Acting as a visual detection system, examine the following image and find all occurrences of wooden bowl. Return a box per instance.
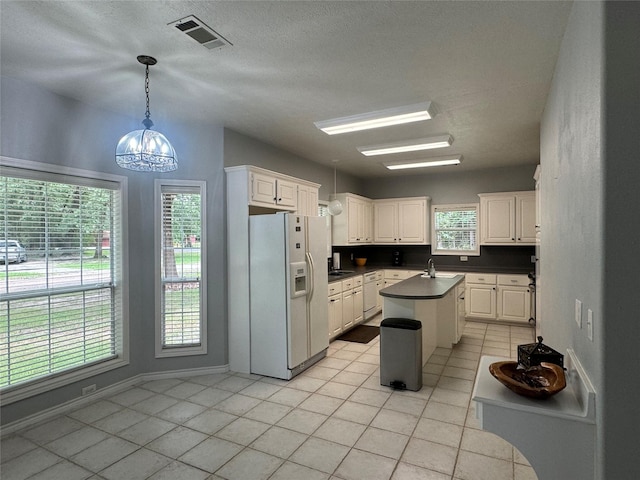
[489,360,566,399]
[354,258,367,266]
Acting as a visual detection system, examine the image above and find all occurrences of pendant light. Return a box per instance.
[327,160,343,216]
[115,55,177,172]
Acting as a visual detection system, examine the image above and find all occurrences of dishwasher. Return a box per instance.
[363,272,378,320]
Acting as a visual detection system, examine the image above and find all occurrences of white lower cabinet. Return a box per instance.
[328,281,343,339]
[328,293,343,338]
[342,288,354,331]
[353,284,364,324]
[375,270,384,312]
[465,274,497,320]
[329,275,364,340]
[497,275,531,324]
[465,273,531,324]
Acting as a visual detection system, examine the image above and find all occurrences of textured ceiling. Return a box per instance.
[0,1,572,178]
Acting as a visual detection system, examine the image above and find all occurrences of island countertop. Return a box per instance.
[380,273,464,300]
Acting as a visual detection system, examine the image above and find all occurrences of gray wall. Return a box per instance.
[540,1,640,478]
[0,76,227,425]
[223,129,537,207]
[601,1,640,477]
[223,129,363,200]
[361,165,537,203]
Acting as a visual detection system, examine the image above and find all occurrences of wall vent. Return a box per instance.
[168,15,232,50]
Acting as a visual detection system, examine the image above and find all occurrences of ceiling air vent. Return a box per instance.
[169,15,232,50]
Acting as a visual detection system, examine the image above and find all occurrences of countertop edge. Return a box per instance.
[328,265,533,283]
[379,274,464,300]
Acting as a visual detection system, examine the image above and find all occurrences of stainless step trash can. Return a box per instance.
[379,318,422,391]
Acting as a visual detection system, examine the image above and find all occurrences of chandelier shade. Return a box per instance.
[115,127,178,172]
[116,55,177,172]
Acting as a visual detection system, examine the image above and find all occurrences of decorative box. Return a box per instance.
[517,336,564,369]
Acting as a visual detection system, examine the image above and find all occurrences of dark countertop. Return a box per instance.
[379,273,464,300]
[327,264,532,283]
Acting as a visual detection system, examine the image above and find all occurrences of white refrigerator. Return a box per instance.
[249,212,329,379]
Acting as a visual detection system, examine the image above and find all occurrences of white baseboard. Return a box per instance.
[1,364,230,436]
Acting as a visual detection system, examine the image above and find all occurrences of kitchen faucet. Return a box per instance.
[427,258,436,277]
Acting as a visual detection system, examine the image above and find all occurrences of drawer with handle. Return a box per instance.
[465,273,497,285]
[497,274,530,287]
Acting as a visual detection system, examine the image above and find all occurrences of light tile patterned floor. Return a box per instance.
[1,319,539,480]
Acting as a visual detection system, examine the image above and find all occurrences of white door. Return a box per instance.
[306,216,330,357]
[353,286,364,324]
[497,286,531,323]
[342,289,354,330]
[482,196,515,243]
[251,172,276,205]
[516,193,537,243]
[398,199,425,243]
[277,179,297,208]
[374,202,398,243]
[466,284,497,319]
[328,294,343,338]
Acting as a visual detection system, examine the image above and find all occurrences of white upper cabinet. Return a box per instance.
[479,191,536,245]
[515,193,537,243]
[331,193,372,245]
[373,197,429,244]
[373,201,397,243]
[297,183,319,217]
[251,171,297,209]
[226,165,319,215]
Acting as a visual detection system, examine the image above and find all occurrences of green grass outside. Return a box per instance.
[1,287,200,388]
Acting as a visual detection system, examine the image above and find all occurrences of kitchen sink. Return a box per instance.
[328,270,355,276]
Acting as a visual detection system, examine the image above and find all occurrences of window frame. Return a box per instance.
[431,203,480,256]
[0,156,129,405]
[154,180,207,358]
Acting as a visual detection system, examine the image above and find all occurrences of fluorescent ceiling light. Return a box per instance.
[358,135,453,156]
[314,102,435,135]
[384,155,463,170]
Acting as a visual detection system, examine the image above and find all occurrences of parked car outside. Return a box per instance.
[0,240,27,263]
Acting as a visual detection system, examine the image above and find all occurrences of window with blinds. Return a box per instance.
[432,204,480,255]
[155,181,207,357]
[0,162,126,399]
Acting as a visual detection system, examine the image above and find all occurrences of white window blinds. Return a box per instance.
[1,171,122,390]
[157,182,206,355]
[432,204,479,255]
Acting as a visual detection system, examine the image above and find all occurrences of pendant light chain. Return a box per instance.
[115,54,177,172]
[144,64,151,122]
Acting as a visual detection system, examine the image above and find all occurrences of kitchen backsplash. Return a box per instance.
[332,245,535,273]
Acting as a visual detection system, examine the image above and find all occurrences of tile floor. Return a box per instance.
[1,319,539,480]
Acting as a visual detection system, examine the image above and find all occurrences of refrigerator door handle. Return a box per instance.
[306,251,315,301]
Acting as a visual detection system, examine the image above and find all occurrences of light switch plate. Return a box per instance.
[587,309,593,341]
[575,299,582,328]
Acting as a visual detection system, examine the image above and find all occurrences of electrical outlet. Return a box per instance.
[81,384,97,396]
[460,256,468,261]
[575,299,582,328]
[587,309,593,341]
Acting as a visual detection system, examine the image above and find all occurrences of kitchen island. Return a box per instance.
[380,273,464,365]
